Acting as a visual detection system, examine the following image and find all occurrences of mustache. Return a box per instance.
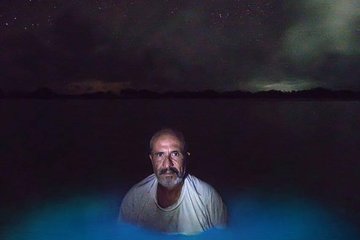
[159,167,179,175]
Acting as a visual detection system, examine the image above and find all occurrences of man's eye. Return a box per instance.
[171,151,180,157]
[155,152,163,157]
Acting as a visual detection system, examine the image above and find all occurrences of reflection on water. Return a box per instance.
[4,193,359,240]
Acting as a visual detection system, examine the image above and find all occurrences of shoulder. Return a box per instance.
[185,174,226,212]
[120,174,156,210]
[185,174,219,198]
[185,174,228,227]
[131,174,157,191]
[119,174,156,221]
[122,174,156,201]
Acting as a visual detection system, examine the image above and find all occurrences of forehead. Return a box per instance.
[152,134,182,150]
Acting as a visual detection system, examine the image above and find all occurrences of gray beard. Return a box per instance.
[156,172,185,189]
[158,176,183,189]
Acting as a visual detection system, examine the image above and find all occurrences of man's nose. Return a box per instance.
[162,153,174,168]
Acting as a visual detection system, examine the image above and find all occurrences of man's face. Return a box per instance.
[150,134,186,189]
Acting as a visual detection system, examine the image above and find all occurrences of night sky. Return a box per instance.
[0,0,359,93]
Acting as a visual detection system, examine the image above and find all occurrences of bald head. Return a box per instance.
[149,128,187,153]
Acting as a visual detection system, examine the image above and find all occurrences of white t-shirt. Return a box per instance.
[119,174,227,235]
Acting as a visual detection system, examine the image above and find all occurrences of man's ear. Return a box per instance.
[149,154,152,160]
[184,152,190,165]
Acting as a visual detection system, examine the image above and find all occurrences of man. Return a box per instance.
[119,128,227,235]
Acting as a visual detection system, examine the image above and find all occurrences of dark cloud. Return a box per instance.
[0,0,358,92]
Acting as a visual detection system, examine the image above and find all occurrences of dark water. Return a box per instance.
[1,99,360,239]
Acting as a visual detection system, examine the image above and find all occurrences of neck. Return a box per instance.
[156,182,183,208]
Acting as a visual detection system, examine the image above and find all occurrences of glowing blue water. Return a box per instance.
[4,194,358,240]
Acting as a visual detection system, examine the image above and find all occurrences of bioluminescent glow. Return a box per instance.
[4,193,359,240]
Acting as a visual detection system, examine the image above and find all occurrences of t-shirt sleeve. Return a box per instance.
[208,187,228,228]
[119,188,137,223]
